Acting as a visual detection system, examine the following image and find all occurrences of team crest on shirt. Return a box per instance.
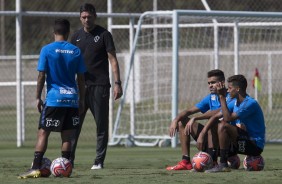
[94,35,100,42]
[73,116,79,126]
[211,94,216,101]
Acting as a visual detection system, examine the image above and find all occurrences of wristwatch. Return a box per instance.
[115,80,122,85]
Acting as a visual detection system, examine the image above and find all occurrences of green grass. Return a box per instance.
[1,95,282,183]
[0,144,281,184]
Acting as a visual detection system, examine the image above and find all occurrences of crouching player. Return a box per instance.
[196,74,265,172]
[166,69,235,170]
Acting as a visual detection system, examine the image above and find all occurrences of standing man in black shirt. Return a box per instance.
[70,3,123,170]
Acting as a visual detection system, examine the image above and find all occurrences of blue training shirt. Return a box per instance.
[195,93,235,113]
[227,95,266,149]
[37,41,86,108]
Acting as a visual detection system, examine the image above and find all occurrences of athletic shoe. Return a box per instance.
[166,160,193,171]
[91,163,103,170]
[69,159,74,168]
[205,163,231,173]
[213,161,218,167]
[18,169,41,179]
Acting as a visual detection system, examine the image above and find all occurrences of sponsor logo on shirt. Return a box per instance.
[211,94,216,101]
[55,49,74,54]
[59,87,77,94]
[56,99,78,104]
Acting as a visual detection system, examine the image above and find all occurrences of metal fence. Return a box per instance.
[1,0,282,147]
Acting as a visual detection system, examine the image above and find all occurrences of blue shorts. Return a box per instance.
[39,106,80,132]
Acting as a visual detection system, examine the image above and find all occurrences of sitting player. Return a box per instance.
[166,69,235,170]
[196,74,265,172]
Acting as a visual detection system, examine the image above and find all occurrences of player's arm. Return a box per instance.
[201,111,222,135]
[36,71,45,113]
[77,73,85,116]
[196,111,223,150]
[169,106,200,137]
[193,109,220,121]
[184,109,220,135]
[216,82,239,122]
[219,95,239,122]
[108,51,123,100]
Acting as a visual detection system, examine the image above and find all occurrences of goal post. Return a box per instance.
[109,10,282,147]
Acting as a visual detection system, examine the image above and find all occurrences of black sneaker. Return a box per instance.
[205,163,231,173]
[70,160,74,168]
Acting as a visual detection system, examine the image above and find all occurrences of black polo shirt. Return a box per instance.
[71,25,116,86]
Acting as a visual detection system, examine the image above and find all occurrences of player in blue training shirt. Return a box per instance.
[198,74,265,173]
[18,19,86,179]
[167,69,235,171]
[38,40,85,108]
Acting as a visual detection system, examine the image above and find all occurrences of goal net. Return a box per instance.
[109,10,282,147]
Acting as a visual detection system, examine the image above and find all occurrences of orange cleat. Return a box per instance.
[166,160,193,171]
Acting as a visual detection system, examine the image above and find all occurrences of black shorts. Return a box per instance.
[39,106,80,132]
[233,127,263,156]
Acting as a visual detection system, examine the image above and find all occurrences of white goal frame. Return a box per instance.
[109,10,282,147]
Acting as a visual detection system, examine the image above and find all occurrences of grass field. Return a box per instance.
[0,143,281,184]
[1,98,282,184]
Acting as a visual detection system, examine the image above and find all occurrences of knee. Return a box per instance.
[37,129,49,138]
[62,136,72,143]
[217,121,228,133]
[178,120,187,131]
[177,121,182,129]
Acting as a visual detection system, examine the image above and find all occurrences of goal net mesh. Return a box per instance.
[110,11,282,146]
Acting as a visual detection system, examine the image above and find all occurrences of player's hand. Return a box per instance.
[36,99,43,113]
[216,82,226,96]
[196,132,205,151]
[169,120,179,137]
[114,84,123,100]
[184,117,195,135]
[236,123,247,131]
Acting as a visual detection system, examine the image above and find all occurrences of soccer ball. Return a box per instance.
[31,157,52,177]
[50,157,72,177]
[243,155,265,171]
[192,152,213,172]
[227,154,240,169]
